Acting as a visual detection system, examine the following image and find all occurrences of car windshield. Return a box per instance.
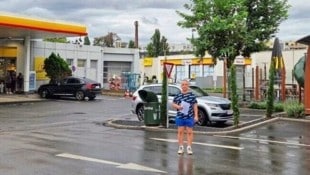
[189,86,208,97]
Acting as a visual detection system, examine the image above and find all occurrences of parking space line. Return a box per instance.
[150,138,244,150]
[214,135,310,147]
[56,153,167,173]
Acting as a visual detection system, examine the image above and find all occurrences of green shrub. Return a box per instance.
[266,60,275,118]
[283,100,305,118]
[248,101,266,109]
[248,101,284,112]
[273,102,284,112]
[204,88,223,93]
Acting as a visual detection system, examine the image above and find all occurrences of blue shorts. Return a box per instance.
[175,117,195,128]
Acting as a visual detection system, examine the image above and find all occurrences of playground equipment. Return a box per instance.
[293,55,305,88]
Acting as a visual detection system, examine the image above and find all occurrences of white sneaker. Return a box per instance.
[178,145,184,154]
[187,146,193,155]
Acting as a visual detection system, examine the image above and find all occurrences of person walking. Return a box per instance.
[172,79,198,155]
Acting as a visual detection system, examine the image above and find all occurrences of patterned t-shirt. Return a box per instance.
[173,91,197,119]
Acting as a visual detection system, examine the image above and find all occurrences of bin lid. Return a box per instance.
[138,90,159,102]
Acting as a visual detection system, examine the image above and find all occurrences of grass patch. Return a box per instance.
[283,100,305,118]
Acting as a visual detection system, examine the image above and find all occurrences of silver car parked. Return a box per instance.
[131,84,233,126]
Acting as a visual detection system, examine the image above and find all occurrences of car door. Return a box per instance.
[53,78,67,95]
[65,78,82,95]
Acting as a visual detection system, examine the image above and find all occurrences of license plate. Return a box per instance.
[227,110,233,115]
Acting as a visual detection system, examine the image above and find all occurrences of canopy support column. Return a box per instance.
[24,36,31,93]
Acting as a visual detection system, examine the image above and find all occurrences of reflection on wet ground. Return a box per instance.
[178,156,193,175]
[138,120,310,174]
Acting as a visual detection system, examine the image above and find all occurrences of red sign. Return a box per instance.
[163,62,174,78]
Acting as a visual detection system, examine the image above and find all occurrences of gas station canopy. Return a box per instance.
[0,13,87,39]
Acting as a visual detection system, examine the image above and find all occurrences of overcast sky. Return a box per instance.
[0,0,309,46]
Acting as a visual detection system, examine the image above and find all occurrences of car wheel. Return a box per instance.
[136,104,144,121]
[40,89,49,99]
[196,108,208,126]
[75,91,85,101]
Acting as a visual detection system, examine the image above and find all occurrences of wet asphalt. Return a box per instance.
[0,95,309,174]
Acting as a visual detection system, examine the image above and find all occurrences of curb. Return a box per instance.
[104,112,300,135]
[0,99,46,105]
[105,117,280,135]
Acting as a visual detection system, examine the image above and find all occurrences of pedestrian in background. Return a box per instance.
[0,81,4,93]
[172,79,198,155]
[5,72,12,94]
[17,72,23,93]
[11,71,16,93]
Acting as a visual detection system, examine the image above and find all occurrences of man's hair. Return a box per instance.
[181,79,189,85]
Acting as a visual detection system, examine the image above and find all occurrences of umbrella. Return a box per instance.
[271,37,286,101]
[271,37,285,71]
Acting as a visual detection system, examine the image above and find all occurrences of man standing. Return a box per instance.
[172,80,198,155]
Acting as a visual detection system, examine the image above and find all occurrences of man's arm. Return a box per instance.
[172,102,182,110]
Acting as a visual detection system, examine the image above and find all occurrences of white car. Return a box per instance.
[131,84,233,126]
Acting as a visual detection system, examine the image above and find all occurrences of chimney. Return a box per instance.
[134,21,139,48]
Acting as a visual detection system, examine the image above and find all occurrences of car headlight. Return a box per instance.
[205,103,219,108]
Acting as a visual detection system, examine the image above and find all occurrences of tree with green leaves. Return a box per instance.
[161,65,168,127]
[266,60,275,118]
[229,64,240,126]
[128,40,135,48]
[43,52,72,83]
[84,36,91,45]
[146,29,169,57]
[243,0,290,56]
[177,0,289,125]
[93,32,121,47]
[177,0,289,60]
[43,37,68,43]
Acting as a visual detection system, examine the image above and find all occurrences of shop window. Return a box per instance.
[66,59,74,66]
[90,60,97,69]
[175,65,186,83]
[77,59,86,67]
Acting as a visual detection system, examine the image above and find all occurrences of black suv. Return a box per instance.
[38,76,102,100]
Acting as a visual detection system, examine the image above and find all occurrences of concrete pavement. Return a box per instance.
[0,93,45,104]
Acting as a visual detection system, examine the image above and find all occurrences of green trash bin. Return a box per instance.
[143,102,160,126]
[138,90,161,126]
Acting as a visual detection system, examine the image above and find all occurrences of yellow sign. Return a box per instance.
[35,56,49,80]
[0,47,17,57]
[144,57,153,66]
[160,57,214,65]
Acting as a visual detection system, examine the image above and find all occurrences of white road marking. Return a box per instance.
[214,135,310,147]
[56,153,166,173]
[150,138,244,150]
[29,121,82,128]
